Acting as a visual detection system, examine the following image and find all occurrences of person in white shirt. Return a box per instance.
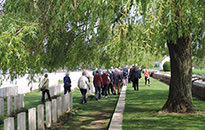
[78,71,90,104]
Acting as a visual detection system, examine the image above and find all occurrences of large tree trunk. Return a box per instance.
[162,35,195,113]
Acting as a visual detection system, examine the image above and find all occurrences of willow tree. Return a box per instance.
[144,0,204,112]
[0,0,121,77]
[97,23,161,68]
[1,0,204,113]
[0,0,153,74]
[97,0,204,113]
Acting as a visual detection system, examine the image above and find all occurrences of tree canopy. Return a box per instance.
[0,0,205,112]
[0,0,203,74]
[0,1,204,113]
[0,0,161,78]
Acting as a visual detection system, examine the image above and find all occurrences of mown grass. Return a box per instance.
[60,90,119,130]
[123,77,205,130]
[0,86,119,130]
[192,69,205,75]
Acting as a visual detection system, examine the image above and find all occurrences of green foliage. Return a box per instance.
[192,57,205,69]
[95,23,162,69]
[146,0,204,44]
[58,80,63,84]
[0,0,204,82]
[0,116,5,124]
[163,61,170,72]
[192,69,205,76]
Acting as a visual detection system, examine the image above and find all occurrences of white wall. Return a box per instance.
[0,71,83,96]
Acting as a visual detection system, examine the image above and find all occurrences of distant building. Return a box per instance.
[160,56,170,70]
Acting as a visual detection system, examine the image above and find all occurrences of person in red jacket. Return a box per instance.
[93,70,103,100]
[144,69,151,86]
[102,71,110,98]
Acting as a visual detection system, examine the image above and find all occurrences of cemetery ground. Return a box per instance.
[0,87,119,130]
[123,77,205,130]
[60,91,119,130]
[0,75,205,129]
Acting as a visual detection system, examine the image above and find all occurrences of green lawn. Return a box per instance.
[0,86,119,130]
[192,69,205,75]
[123,77,205,130]
[60,90,119,130]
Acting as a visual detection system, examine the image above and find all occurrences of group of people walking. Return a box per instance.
[39,64,151,104]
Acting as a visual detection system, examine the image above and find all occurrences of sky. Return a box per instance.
[0,0,5,10]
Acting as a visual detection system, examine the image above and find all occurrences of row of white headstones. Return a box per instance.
[4,92,73,130]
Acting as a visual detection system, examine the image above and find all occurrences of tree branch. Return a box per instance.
[112,0,134,24]
[2,15,39,25]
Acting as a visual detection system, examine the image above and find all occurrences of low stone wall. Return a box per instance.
[151,72,171,84]
[150,71,205,101]
[192,81,205,100]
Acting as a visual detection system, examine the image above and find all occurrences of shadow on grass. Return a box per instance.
[123,78,205,130]
[60,90,119,130]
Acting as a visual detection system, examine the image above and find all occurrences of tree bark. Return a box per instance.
[162,35,195,113]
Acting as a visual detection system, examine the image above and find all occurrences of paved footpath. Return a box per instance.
[108,85,127,130]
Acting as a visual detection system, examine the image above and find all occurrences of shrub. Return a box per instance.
[163,61,170,71]
[0,116,4,124]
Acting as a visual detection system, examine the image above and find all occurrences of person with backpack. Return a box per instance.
[93,70,103,100]
[102,71,110,98]
[40,74,51,104]
[113,68,123,95]
[130,65,141,91]
[63,72,72,94]
[108,70,114,95]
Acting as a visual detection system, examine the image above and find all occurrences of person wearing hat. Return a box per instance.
[63,72,72,94]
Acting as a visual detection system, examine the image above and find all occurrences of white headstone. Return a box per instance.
[19,94,24,108]
[0,98,4,116]
[70,92,73,110]
[29,108,36,130]
[38,104,45,130]
[4,88,7,97]
[17,112,26,130]
[62,95,66,113]
[14,95,19,111]
[7,96,13,116]
[52,99,57,123]
[67,93,71,112]
[64,94,68,112]
[46,101,51,128]
[4,117,14,130]
[57,96,62,118]
[8,87,11,96]
[0,88,3,98]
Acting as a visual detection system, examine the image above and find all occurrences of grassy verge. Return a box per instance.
[123,77,205,130]
[192,69,205,75]
[60,90,119,130]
